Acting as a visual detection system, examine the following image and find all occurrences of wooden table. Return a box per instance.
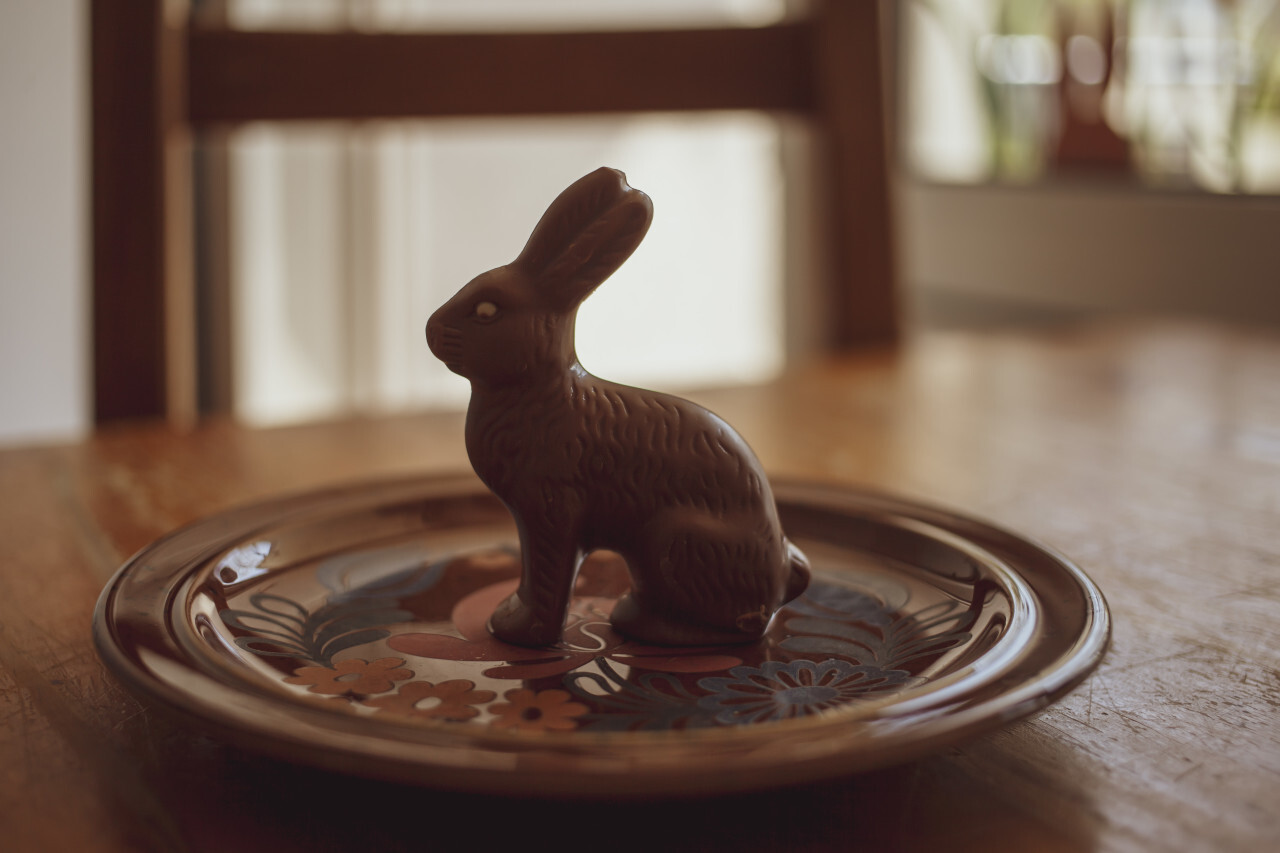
[2,320,1277,851]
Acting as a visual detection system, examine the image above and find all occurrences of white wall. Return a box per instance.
[0,1,88,446]
[901,181,1280,326]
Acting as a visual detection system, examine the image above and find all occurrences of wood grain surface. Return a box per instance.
[2,320,1277,851]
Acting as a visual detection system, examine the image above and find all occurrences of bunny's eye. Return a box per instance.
[473,301,498,321]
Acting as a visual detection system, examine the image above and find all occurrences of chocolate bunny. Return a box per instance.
[426,167,809,648]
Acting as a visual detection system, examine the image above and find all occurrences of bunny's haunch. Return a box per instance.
[426,167,809,648]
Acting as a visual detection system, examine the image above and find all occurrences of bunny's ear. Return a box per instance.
[514,167,653,307]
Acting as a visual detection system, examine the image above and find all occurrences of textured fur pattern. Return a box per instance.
[426,168,809,647]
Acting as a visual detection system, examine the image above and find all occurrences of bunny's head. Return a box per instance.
[427,168,653,388]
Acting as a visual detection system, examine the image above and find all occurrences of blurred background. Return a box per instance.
[2,0,1279,444]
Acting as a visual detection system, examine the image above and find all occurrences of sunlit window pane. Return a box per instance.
[226,0,788,426]
[903,0,1280,194]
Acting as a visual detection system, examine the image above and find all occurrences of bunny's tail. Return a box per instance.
[783,539,811,603]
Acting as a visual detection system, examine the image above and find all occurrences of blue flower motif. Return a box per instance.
[696,659,918,725]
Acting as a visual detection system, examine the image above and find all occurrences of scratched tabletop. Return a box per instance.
[1,320,1276,852]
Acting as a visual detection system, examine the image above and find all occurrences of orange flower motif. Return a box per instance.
[363,680,496,721]
[284,657,413,696]
[488,688,588,733]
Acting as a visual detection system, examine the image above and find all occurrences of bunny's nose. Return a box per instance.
[425,317,440,354]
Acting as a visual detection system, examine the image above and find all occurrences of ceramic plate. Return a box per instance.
[94,474,1109,797]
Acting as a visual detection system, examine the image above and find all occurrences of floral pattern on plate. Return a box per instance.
[217,545,980,733]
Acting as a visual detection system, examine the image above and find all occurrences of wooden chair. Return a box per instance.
[91,0,896,423]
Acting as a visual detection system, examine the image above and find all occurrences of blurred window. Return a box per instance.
[903,0,1280,194]
[218,0,789,426]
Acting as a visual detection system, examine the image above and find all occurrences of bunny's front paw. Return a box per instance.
[488,592,563,648]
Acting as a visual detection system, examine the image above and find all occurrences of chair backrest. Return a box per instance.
[91,0,896,423]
